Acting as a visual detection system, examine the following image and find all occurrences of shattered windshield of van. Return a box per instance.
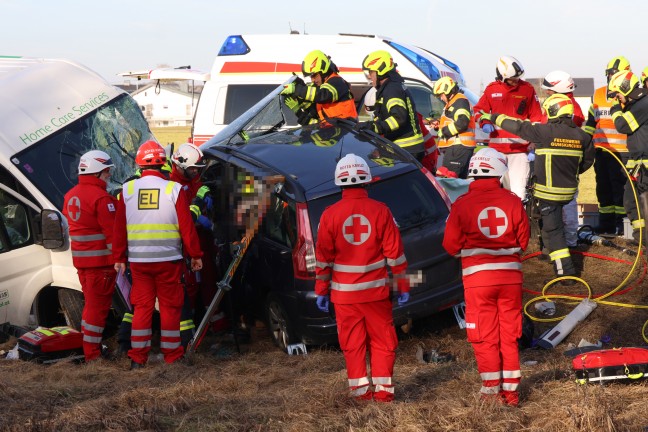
[11,94,152,210]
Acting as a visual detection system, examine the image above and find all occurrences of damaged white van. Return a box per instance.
[0,57,151,330]
[122,33,482,146]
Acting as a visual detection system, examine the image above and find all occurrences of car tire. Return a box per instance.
[58,289,84,331]
[265,294,297,352]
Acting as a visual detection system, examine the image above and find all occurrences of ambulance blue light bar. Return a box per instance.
[218,35,250,56]
[387,41,441,81]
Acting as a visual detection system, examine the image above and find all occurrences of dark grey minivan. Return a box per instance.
[198,80,464,351]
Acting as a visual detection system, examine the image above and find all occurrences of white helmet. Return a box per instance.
[78,150,114,175]
[496,56,525,80]
[171,143,205,169]
[542,70,576,94]
[335,153,372,186]
[364,87,377,112]
[468,148,508,178]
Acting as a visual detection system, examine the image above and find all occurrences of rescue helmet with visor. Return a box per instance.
[335,153,372,186]
[362,50,395,78]
[78,150,114,175]
[468,148,508,178]
[541,70,576,94]
[302,50,331,77]
[432,76,458,97]
[496,56,524,81]
[542,93,574,119]
[135,140,167,167]
[607,70,640,98]
[172,143,206,170]
[605,55,631,78]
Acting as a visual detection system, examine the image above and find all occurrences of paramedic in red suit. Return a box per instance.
[442,148,530,406]
[315,153,409,402]
[63,150,118,362]
[113,140,203,369]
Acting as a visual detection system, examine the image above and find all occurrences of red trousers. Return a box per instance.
[464,283,522,401]
[128,261,184,365]
[78,266,116,361]
[335,299,398,400]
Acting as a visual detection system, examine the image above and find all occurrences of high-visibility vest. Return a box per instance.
[122,176,183,263]
[591,86,628,153]
[438,93,476,149]
[315,73,358,122]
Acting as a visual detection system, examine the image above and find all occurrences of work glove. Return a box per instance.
[482,123,495,134]
[196,215,213,230]
[283,96,300,112]
[397,292,410,306]
[437,128,444,139]
[194,186,214,212]
[281,82,296,96]
[316,295,330,313]
[354,120,379,134]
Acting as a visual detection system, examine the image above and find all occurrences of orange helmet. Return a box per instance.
[135,140,166,167]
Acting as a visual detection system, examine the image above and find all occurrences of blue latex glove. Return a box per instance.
[196,214,213,230]
[398,292,410,306]
[202,195,214,212]
[527,150,536,162]
[482,123,495,134]
[316,295,330,313]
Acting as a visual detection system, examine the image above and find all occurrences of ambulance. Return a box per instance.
[0,57,151,330]
[122,33,482,146]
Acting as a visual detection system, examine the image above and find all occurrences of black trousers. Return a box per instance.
[595,149,627,229]
[539,199,575,276]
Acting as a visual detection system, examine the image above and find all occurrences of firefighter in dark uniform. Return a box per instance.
[281,50,357,125]
[481,94,594,282]
[608,70,648,243]
[356,50,424,159]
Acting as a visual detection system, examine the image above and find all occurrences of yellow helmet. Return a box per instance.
[302,50,331,77]
[542,94,574,119]
[608,70,640,97]
[605,55,631,77]
[432,76,457,96]
[641,66,648,86]
[362,50,395,76]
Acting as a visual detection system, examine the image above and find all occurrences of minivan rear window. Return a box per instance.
[308,170,448,237]
[224,85,278,123]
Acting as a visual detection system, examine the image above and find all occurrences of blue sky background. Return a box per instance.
[2,0,648,93]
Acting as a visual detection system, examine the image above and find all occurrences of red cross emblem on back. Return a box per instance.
[342,214,372,245]
[477,206,508,238]
[67,196,81,222]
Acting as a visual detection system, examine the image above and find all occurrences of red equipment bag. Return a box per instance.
[572,347,648,384]
[18,326,84,364]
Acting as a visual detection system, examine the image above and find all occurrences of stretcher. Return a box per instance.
[572,347,648,384]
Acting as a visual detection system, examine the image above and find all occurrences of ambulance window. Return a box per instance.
[224,85,277,124]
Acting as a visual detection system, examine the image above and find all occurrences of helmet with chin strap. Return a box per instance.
[496,56,524,81]
[542,70,576,94]
[542,94,574,120]
[78,150,114,175]
[335,153,372,186]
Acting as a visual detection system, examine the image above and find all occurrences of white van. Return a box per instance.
[0,57,151,329]
[123,33,482,146]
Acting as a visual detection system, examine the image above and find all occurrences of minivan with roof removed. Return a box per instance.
[196,78,464,350]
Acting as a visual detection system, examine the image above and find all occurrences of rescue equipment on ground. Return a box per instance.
[577,226,636,256]
[573,347,648,384]
[17,326,84,364]
[537,299,597,349]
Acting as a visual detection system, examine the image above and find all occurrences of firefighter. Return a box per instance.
[474,56,543,200]
[481,94,594,282]
[608,70,648,243]
[113,140,203,369]
[63,150,117,362]
[315,153,409,402]
[430,76,476,179]
[541,71,585,249]
[583,56,630,236]
[281,49,357,125]
[356,50,425,158]
[442,148,529,406]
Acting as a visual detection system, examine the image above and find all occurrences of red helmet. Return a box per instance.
[135,140,166,167]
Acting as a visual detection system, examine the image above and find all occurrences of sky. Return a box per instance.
[3,0,648,94]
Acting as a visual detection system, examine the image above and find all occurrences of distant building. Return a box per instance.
[116,82,202,127]
[528,77,595,120]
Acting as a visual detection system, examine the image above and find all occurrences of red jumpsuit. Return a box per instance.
[442,178,530,405]
[315,187,408,402]
[64,175,117,361]
[113,170,202,365]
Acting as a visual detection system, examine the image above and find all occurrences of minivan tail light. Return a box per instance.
[421,167,452,210]
[293,202,316,280]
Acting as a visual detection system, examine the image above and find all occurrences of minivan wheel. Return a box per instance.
[58,289,84,331]
[265,295,296,352]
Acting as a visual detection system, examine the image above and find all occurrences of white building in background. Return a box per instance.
[121,82,202,127]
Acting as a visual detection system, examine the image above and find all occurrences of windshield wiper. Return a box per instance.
[111,132,135,161]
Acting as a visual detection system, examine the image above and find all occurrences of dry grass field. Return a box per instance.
[1,238,647,431]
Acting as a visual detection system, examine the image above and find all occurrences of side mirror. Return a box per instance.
[41,209,65,250]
